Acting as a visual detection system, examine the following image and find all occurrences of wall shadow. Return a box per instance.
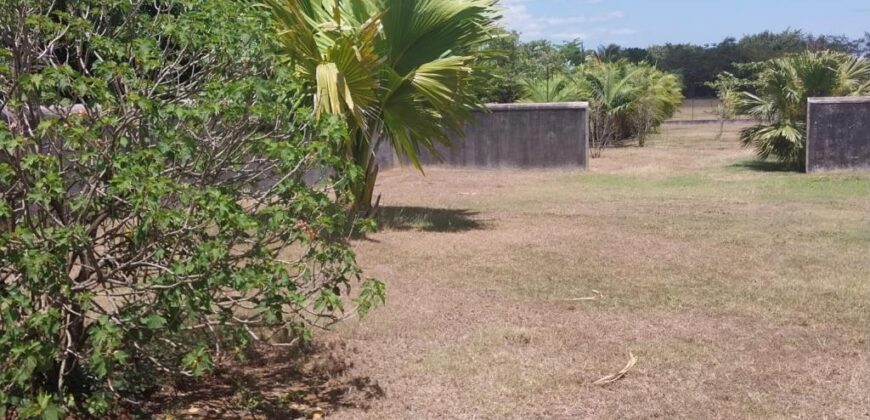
[730,159,797,173]
[376,206,485,233]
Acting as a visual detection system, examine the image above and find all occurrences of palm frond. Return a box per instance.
[267,0,499,194]
[519,75,581,103]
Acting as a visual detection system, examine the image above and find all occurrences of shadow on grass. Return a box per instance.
[730,159,797,173]
[376,206,484,233]
[138,343,384,419]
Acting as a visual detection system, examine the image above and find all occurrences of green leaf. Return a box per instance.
[42,405,61,420]
[141,315,167,330]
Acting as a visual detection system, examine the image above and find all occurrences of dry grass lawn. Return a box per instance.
[155,123,869,419]
[327,123,870,418]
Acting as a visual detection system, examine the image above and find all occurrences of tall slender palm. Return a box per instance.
[266,0,499,212]
[738,51,870,169]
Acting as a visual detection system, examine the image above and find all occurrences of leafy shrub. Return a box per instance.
[0,0,383,416]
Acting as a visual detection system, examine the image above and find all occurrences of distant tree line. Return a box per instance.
[474,29,870,100]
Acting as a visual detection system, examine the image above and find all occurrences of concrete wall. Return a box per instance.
[806,97,870,173]
[377,102,589,169]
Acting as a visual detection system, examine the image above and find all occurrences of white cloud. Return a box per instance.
[500,0,635,43]
[607,28,638,36]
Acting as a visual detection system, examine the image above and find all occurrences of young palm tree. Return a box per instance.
[266,0,499,213]
[575,60,640,155]
[519,75,582,103]
[630,64,683,146]
[737,51,870,169]
[573,59,682,154]
[705,71,751,138]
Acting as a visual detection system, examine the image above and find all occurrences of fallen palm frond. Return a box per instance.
[593,352,638,385]
[560,289,603,302]
[564,297,597,301]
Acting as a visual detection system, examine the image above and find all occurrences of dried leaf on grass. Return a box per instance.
[593,352,638,385]
[562,290,604,302]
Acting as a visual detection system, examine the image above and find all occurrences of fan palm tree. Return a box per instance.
[738,51,870,169]
[266,0,499,213]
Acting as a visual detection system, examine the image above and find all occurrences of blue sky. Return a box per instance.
[502,0,870,47]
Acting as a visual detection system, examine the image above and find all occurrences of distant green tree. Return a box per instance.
[854,32,870,57]
[804,34,855,53]
[560,39,588,66]
[474,28,869,101]
[648,29,861,98]
[471,30,527,103]
[648,43,715,97]
[736,29,807,63]
[472,33,585,103]
[522,40,570,83]
[621,47,652,64]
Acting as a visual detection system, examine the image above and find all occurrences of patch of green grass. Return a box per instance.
[756,174,870,201]
[545,162,870,206]
[825,225,870,246]
[561,173,710,191]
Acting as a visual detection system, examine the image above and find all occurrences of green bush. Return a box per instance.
[0,0,383,416]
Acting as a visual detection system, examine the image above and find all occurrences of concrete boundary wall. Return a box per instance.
[377,102,589,169]
[806,97,870,173]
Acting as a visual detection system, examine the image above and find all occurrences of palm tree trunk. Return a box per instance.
[349,126,383,216]
[355,161,379,215]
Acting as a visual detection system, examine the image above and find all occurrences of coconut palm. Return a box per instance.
[266,0,499,213]
[737,51,870,169]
